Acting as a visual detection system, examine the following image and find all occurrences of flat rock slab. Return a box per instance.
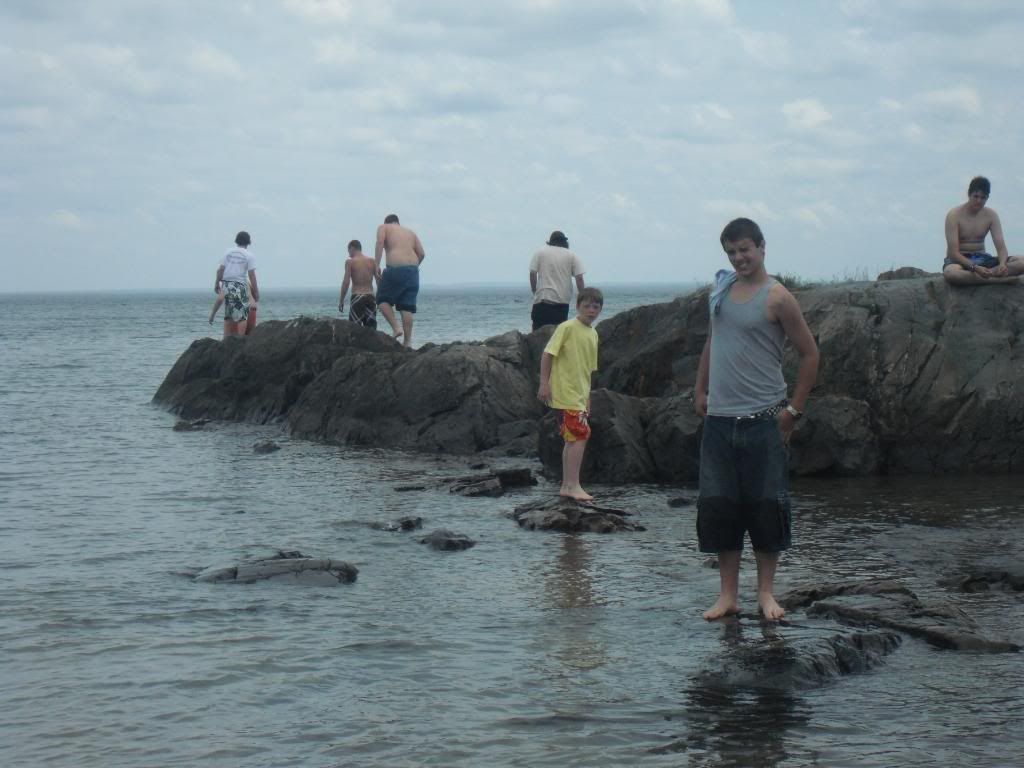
[782,579,1020,653]
[513,497,646,533]
[692,621,902,691]
[397,467,538,498]
[420,529,477,551]
[195,552,358,586]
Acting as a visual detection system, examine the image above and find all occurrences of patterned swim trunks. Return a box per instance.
[559,409,591,442]
[223,281,250,323]
[349,293,377,328]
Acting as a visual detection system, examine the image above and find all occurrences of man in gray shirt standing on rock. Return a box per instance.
[529,230,585,331]
[693,217,818,622]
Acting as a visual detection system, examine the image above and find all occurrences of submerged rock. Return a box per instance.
[173,418,210,432]
[513,497,646,533]
[781,579,1020,653]
[372,516,423,532]
[253,440,281,454]
[420,529,477,551]
[943,568,1024,593]
[195,550,358,585]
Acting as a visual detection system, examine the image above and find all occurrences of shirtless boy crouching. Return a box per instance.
[943,176,1024,285]
[339,239,378,328]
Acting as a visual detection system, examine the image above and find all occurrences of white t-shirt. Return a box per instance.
[221,247,256,284]
[529,245,585,305]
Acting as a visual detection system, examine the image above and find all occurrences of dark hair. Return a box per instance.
[235,231,251,247]
[577,287,604,307]
[348,239,361,251]
[547,230,569,248]
[968,176,991,196]
[719,218,764,247]
[384,214,400,224]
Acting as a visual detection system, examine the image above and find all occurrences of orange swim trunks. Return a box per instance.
[559,409,591,442]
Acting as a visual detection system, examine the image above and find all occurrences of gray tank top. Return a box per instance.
[707,279,787,416]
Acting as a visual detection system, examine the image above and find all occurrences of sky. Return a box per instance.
[3,0,1024,292]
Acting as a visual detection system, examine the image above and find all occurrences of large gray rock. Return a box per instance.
[195,551,358,585]
[154,276,1024,478]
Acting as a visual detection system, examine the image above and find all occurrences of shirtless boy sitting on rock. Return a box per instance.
[943,176,1024,286]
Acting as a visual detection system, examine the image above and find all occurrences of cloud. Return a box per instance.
[283,0,353,23]
[781,99,833,130]
[49,210,85,229]
[918,86,982,115]
[188,45,242,79]
[703,199,778,221]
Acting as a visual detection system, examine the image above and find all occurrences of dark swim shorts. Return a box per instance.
[696,414,791,554]
[377,265,419,313]
[531,301,570,331]
[943,252,999,270]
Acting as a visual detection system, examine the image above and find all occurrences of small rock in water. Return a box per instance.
[469,462,487,470]
[420,529,477,551]
[449,476,504,497]
[394,484,429,492]
[373,516,423,532]
[253,440,281,454]
[173,418,210,432]
[702,557,719,569]
[513,497,645,533]
[667,495,692,508]
[494,467,537,488]
[194,551,358,585]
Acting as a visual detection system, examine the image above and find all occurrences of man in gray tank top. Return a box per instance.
[693,218,819,622]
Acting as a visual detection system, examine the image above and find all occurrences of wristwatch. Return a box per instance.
[785,404,803,420]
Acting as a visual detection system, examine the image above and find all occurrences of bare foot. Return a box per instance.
[758,593,785,621]
[559,484,594,501]
[703,596,740,621]
[392,328,404,341]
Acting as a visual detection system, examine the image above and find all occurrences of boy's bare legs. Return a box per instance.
[560,439,593,501]
[755,550,785,620]
[400,310,414,348]
[704,550,741,620]
[222,319,244,339]
[379,302,404,341]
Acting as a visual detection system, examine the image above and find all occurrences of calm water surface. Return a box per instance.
[1,288,1021,767]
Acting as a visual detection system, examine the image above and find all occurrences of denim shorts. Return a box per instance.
[376,265,419,313]
[696,414,791,553]
[943,251,999,270]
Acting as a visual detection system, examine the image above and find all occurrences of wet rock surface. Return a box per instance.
[253,440,281,454]
[173,418,210,432]
[393,467,538,497]
[420,529,477,551]
[155,277,1024,478]
[781,579,1020,653]
[372,516,423,532]
[194,550,358,585]
[512,497,646,533]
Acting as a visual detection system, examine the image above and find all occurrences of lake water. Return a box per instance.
[1,286,1022,767]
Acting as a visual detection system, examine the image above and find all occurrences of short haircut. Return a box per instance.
[577,287,604,306]
[348,239,361,251]
[235,230,251,247]
[384,214,400,224]
[720,217,764,247]
[968,176,991,196]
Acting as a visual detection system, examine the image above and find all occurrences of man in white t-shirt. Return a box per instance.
[214,231,260,339]
[529,230,586,331]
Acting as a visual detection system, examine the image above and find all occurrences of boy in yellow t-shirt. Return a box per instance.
[537,287,604,501]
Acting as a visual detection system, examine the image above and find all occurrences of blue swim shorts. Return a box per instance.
[696,414,792,554]
[943,252,999,270]
[377,265,420,313]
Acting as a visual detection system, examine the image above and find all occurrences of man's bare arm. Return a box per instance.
[694,332,711,417]
[530,270,538,293]
[339,261,351,309]
[772,288,818,441]
[414,234,425,264]
[575,274,585,291]
[215,265,225,292]
[247,270,259,303]
[991,211,1010,264]
[374,225,386,271]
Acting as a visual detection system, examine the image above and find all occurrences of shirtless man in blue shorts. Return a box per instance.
[943,176,1024,286]
[374,214,425,347]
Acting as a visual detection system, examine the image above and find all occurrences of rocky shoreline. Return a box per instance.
[155,273,1024,479]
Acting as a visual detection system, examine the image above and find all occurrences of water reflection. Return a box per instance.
[655,619,811,766]
[540,535,608,674]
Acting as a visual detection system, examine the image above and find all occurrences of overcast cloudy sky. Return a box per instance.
[3,0,1024,292]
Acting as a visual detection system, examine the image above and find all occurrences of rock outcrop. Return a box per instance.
[155,276,1024,479]
[512,497,646,533]
[195,550,358,585]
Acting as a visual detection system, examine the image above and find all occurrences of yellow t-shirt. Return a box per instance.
[544,318,598,410]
